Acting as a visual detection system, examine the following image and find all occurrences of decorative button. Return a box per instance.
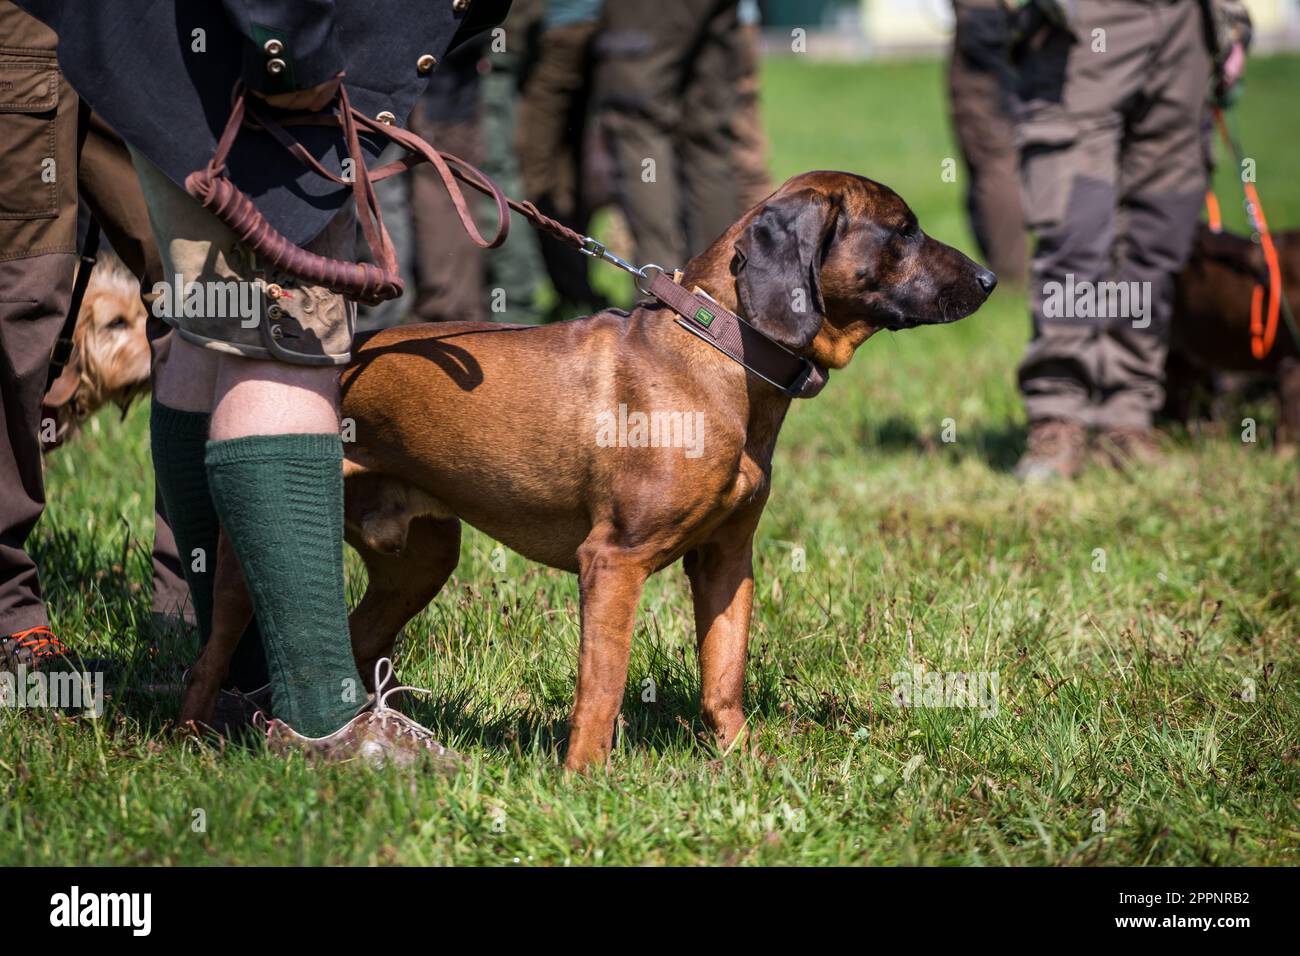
[417,54,437,74]
[452,0,469,11]
[376,110,396,125]
[266,283,283,299]
[263,38,284,56]
[266,58,286,75]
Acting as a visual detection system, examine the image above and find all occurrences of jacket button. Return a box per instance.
[376,110,397,125]
[417,54,437,74]
[266,58,286,75]
[263,38,284,56]
[452,0,469,11]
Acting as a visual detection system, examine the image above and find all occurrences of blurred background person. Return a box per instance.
[516,0,611,320]
[595,0,742,271]
[733,0,775,212]
[480,0,547,325]
[1011,0,1251,482]
[947,0,1026,286]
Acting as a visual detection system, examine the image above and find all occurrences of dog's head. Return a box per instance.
[43,254,152,448]
[708,171,996,369]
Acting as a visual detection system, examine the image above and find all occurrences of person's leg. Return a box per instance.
[205,356,361,736]
[1012,0,1147,478]
[516,19,607,314]
[0,1,80,663]
[948,1,1027,284]
[407,53,487,324]
[479,45,544,325]
[1097,0,1210,439]
[74,109,204,646]
[679,0,741,257]
[131,149,363,737]
[731,18,774,213]
[595,0,711,269]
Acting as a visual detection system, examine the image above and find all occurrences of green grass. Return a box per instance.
[4,55,1299,866]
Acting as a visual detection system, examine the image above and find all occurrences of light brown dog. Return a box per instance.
[42,253,153,448]
[186,171,996,769]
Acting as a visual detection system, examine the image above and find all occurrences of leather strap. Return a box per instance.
[185,81,588,305]
[647,271,827,399]
[44,217,101,405]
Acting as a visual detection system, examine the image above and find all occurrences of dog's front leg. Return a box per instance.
[684,522,758,753]
[566,535,649,772]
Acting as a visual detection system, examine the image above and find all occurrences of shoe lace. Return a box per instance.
[370,657,438,744]
[3,625,67,660]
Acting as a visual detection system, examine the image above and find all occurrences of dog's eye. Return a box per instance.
[107,315,130,330]
[899,223,918,240]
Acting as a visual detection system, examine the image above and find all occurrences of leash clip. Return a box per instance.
[580,235,660,283]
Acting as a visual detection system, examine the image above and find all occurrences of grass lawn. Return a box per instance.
[3,54,1298,866]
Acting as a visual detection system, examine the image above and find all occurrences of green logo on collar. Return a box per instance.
[694,306,715,328]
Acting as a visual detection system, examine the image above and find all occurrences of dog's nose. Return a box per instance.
[976,269,998,295]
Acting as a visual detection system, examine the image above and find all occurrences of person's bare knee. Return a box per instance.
[210,355,340,440]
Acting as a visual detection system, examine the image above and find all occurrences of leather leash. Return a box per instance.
[187,81,828,398]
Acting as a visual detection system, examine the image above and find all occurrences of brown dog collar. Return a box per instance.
[645,270,828,399]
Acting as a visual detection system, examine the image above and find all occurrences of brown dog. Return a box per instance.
[42,253,153,448]
[185,171,996,769]
[1166,224,1300,445]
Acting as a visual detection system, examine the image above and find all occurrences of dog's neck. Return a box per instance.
[641,245,798,461]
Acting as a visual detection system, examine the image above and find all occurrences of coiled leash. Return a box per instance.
[187,81,827,398]
[1204,105,1300,359]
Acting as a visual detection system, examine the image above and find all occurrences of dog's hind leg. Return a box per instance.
[346,514,462,689]
[179,529,254,728]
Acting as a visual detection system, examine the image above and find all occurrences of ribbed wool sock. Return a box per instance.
[150,399,269,691]
[205,432,362,737]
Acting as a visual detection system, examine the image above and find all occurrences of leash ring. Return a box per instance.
[635,263,666,296]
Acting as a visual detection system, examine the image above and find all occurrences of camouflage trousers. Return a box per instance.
[1014,0,1210,429]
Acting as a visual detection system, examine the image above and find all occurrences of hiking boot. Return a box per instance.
[1094,426,1165,471]
[2,625,68,672]
[259,658,461,771]
[1,626,108,714]
[1013,419,1088,483]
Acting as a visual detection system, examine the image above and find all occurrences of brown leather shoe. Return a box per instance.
[1094,426,1165,471]
[259,659,461,772]
[1013,419,1088,483]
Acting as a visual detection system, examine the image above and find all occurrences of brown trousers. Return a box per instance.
[515,19,607,312]
[595,0,742,269]
[948,0,1027,285]
[1014,0,1210,429]
[0,0,185,633]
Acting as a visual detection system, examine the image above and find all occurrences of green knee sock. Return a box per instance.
[150,400,269,691]
[205,432,362,737]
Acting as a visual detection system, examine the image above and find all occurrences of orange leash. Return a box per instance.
[1204,189,1222,233]
[1211,106,1284,359]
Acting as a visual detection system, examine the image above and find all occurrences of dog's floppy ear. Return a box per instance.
[734,188,838,351]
